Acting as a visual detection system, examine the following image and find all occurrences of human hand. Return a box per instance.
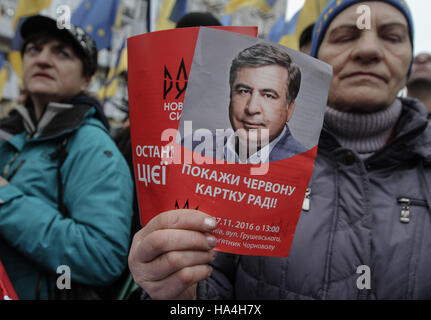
[128,209,218,300]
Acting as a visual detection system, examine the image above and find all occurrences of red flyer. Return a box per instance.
[0,259,18,300]
[128,27,332,257]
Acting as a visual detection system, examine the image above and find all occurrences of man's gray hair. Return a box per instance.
[229,43,302,103]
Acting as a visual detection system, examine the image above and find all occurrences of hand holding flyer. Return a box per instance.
[128,209,217,300]
[128,27,332,258]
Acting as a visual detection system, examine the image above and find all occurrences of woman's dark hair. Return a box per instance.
[21,32,92,78]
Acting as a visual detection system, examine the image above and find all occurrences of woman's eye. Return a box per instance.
[382,35,401,42]
[330,31,357,43]
[59,50,71,58]
[336,35,356,43]
[25,46,39,54]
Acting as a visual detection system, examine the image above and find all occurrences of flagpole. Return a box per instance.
[147,0,158,33]
[102,49,112,103]
[285,0,289,22]
[146,0,151,33]
[150,0,158,32]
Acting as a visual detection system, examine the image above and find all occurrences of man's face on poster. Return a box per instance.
[229,64,295,149]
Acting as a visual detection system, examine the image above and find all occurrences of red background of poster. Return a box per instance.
[128,27,317,257]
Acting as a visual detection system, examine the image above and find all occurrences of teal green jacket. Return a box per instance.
[0,99,133,299]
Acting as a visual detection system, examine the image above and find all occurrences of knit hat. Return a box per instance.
[310,0,414,59]
[20,15,98,77]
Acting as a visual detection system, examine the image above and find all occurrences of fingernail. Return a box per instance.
[204,217,217,229]
[207,236,217,248]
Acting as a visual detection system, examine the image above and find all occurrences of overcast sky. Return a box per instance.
[287,0,430,55]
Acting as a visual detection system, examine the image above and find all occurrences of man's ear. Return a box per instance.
[286,100,296,122]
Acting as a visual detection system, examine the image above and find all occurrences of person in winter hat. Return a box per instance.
[0,15,133,299]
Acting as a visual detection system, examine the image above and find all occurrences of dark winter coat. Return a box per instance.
[197,98,431,299]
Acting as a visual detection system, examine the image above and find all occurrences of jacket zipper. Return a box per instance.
[397,197,427,223]
[302,187,311,212]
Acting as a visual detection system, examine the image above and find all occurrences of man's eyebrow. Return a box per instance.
[234,83,280,97]
[234,83,252,90]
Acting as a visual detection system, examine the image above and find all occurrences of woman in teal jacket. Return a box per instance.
[0,15,133,299]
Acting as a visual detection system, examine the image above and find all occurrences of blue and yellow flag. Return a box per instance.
[0,54,8,101]
[97,37,127,99]
[156,0,188,31]
[221,0,276,26]
[8,0,52,79]
[12,0,52,29]
[71,0,121,50]
[278,0,329,50]
[268,10,300,43]
[224,0,277,14]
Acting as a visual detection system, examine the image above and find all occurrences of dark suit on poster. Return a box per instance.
[187,124,307,162]
[267,124,307,161]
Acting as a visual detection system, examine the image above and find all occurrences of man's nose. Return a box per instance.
[351,31,383,64]
[245,92,262,115]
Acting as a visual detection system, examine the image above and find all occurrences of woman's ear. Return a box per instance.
[80,76,91,92]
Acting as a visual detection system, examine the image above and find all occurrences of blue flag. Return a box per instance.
[222,0,276,27]
[156,0,188,30]
[169,0,187,23]
[0,53,8,100]
[72,0,121,50]
[268,10,300,43]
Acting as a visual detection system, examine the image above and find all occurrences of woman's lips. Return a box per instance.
[32,73,54,80]
[343,72,387,82]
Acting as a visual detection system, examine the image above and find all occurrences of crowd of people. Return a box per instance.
[1,0,431,300]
